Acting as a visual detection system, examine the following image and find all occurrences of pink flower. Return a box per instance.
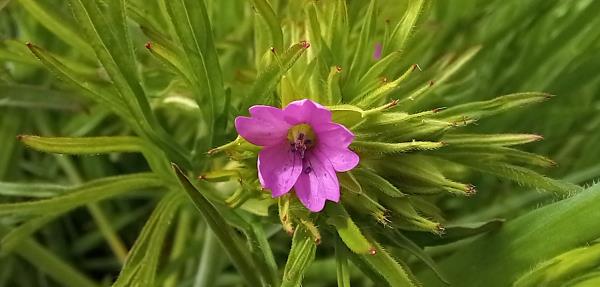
[373,43,383,60]
[235,99,360,212]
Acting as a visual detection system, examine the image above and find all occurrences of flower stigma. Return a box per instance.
[287,123,316,160]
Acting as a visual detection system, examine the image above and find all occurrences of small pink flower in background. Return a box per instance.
[373,43,383,60]
[235,99,359,212]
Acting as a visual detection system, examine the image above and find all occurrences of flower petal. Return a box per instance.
[315,122,355,148]
[258,142,302,197]
[293,152,340,212]
[235,105,290,146]
[283,99,332,126]
[315,145,359,172]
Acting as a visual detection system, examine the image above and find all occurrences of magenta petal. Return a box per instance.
[283,99,332,126]
[235,105,290,147]
[258,143,302,197]
[315,122,354,148]
[315,146,359,172]
[293,152,340,212]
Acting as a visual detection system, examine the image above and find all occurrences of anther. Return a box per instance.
[300,40,310,49]
[304,167,312,174]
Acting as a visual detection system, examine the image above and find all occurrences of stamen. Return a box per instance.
[287,124,316,159]
[304,167,312,174]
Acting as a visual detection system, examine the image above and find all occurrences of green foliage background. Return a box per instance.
[0,0,599,286]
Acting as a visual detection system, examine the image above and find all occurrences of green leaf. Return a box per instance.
[335,238,351,287]
[352,168,404,197]
[244,41,310,109]
[281,225,317,287]
[351,140,444,155]
[18,135,173,177]
[399,46,481,108]
[350,241,417,287]
[164,0,225,148]
[345,0,377,95]
[330,104,366,128]
[419,183,600,287]
[326,204,374,255]
[0,109,21,178]
[68,0,153,123]
[434,92,552,122]
[193,228,225,287]
[356,51,402,91]
[0,226,98,287]
[112,192,181,287]
[0,173,164,217]
[144,41,189,82]
[18,0,94,58]
[381,230,450,285]
[0,84,83,111]
[250,0,283,52]
[67,0,191,168]
[0,182,69,198]
[246,222,280,287]
[26,43,133,123]
[1,214,59,253]
[403,219,505,247]
[514,242,600,287]
[437,146,556,168]
[464,162,580,194]
[441,133,543,147]
[352,64,420,107]
[19,135,145,155]
[385,0,428,53]
[171,164,263,287]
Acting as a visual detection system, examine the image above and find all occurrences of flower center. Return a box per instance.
[288,124,316,159]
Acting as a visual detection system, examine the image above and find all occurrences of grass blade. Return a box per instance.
[172,164,263,287]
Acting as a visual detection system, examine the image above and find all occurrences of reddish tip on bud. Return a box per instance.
[466,184,477,196]
[543,93,555,99]
[145,41,152,50]
[436,224,446,235]
[412,64,422,71]
[197,175,206,180]
[25,42,33,48]
[300,40,310,49]
[432,107,447,113]
[531,134,544,141]
[369,247,377,255]
[16,135,25,141]
[428,80,435,87]
[381,77,388,83]
[383,99,399,110]
[314,238,321,245]
[270,47,276,54]
[286,227,294,236]
[335,65,342,72]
